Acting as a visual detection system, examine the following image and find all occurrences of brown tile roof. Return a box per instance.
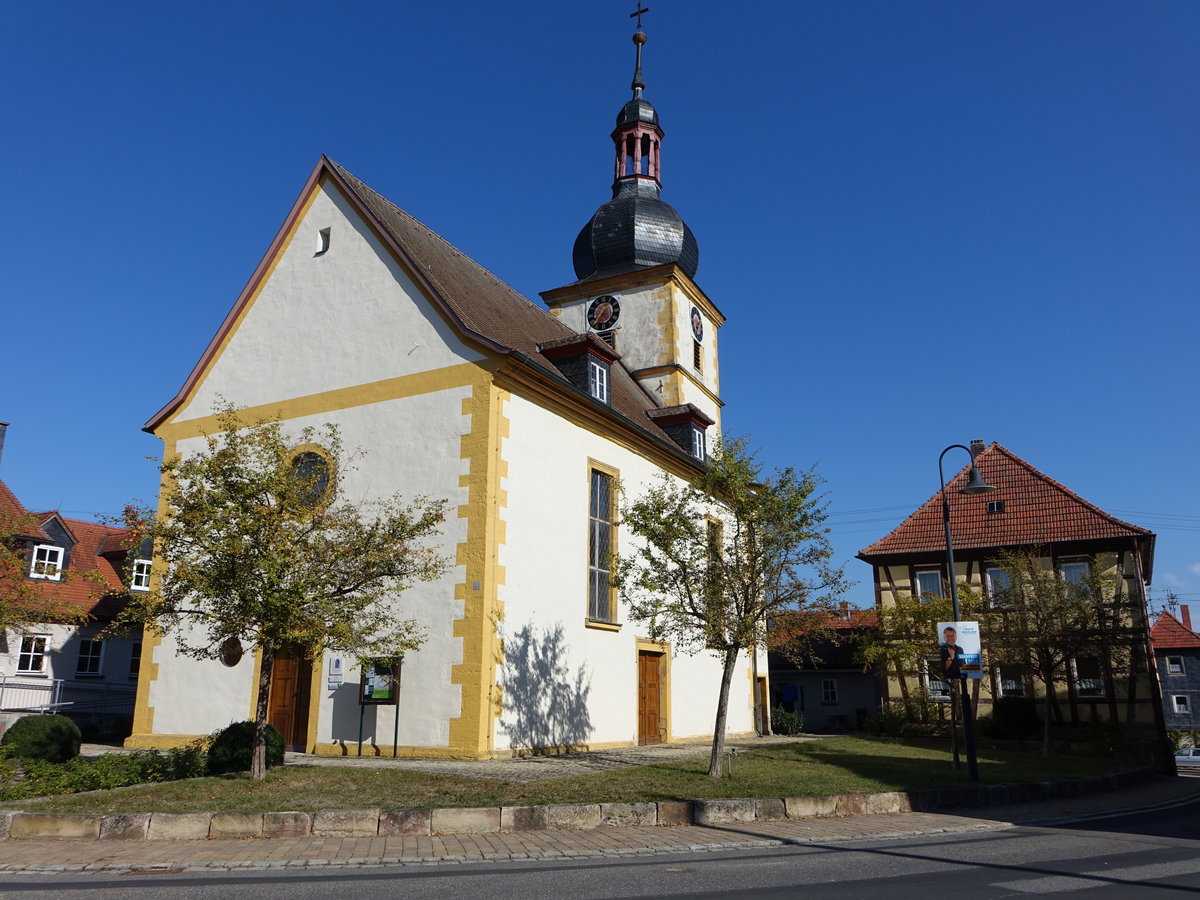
[148,157,689,463]
[29,514,131,620]
[0,479,51,542]
[858,443,1153,562]
[2,480,132,622]
[323,160,681,452]
[1150,611,1200,650]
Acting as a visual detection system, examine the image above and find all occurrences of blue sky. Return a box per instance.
[2,1,1197,611]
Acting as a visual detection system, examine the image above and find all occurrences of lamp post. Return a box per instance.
[938,443,996,783]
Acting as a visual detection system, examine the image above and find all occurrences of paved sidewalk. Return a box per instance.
[2,774,1196,875]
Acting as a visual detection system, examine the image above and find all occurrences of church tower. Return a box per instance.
[541,12,725,432]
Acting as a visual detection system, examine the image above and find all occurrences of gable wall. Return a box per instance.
[174,179,486,425]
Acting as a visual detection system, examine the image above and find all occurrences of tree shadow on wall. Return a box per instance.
[501,623,593,755]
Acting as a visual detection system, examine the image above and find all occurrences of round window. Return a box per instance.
[219,637,244,667]
[290,449,332,509]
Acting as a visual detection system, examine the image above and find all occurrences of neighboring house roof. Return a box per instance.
[29,513,132,621]
[0,479,51,542]
[146,157,693,464]
[1150,611,1200,651]
[826,609,879,630]
[857,443,1154,578]
[2,477,133,622]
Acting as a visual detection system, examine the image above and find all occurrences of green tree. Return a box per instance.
[120,406,448,778]
[617,438,847,778]
[983,550,1101,756]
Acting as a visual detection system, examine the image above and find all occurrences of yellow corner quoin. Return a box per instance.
[448,376,510,758]
[125,439,178,748]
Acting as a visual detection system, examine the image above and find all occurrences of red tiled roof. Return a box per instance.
[827,609,878,630]
[858,444,1152,561]
[0,479,51,542]
[1150,611,1200,650]
[2,479,132,622]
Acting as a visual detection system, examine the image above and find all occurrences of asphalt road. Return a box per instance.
[2,800,1198,899]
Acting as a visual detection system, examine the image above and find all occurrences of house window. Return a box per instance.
[31,545,63,580]
[997,665,1025,698]
[821,679,838,704]
[924,658,950,699]
[1174,695,1191,714]
[1059,559,1089,588]
[915,569,943,600]
[691,426,706,461]
[588,468,616,623]
[587,358,609,404]
[76,639,104,677]
[17,635,49,674]
[1166,656,1185,675]
[986,499,1005,514]
[986,567,1012,604]
[129,641,142,680]
[1072,656,1104,698]
[131,559,152,591]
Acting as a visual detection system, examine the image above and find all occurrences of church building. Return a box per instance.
[127,23,762,758]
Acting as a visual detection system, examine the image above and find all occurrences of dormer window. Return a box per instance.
[31,544,63,580]
[538,333,621,408]
[646,403,715,462]
[588,358,610,404]
[131,558,152,591]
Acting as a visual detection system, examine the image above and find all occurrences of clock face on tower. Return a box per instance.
[587,295,621,331]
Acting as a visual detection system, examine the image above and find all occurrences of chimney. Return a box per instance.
[969,439,986,457]
[0,422,8,470]
[839,601,850,620]
[1182,604,1193,633]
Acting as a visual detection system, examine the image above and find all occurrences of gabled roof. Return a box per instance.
[1150,611,1200,651]
[0,479,51,542]
[858,444,1154,575]
[146,157,688,462]
[23,515,132,621]
[1,478,131,621]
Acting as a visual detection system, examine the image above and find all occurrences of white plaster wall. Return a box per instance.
[177,181,485,422]
[0,624,139,684]
[147,388,473,745]
[494,392,753,751]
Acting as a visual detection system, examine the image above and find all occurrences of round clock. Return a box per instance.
[587,295,621,331]
[690,306,704,343]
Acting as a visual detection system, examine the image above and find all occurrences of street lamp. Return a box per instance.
[938,443,996,783]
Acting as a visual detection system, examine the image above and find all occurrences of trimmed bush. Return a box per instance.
[1,714,82,763]
[771,707,806,736]
[206,720,285,775]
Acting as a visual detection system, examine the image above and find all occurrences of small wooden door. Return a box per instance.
[267,646,312,751]
[638,651,662,745]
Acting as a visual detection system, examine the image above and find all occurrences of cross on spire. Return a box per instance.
[629,2,650,31]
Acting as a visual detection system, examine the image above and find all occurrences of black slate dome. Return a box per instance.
[572,179,699,281]
[616,97,659,128]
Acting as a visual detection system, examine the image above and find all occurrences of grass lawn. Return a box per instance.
[2,737,1133,815]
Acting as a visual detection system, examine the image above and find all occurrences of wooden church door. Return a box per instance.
[638,651,662,745]
[267,645,312,751]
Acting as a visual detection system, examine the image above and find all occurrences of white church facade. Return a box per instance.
[128,26,763,759]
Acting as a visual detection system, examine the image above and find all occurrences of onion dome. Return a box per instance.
[571,25,699,282]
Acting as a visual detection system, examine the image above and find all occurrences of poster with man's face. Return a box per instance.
[937,620,982,680]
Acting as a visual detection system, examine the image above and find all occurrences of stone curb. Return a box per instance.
[0,767,1155,842]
